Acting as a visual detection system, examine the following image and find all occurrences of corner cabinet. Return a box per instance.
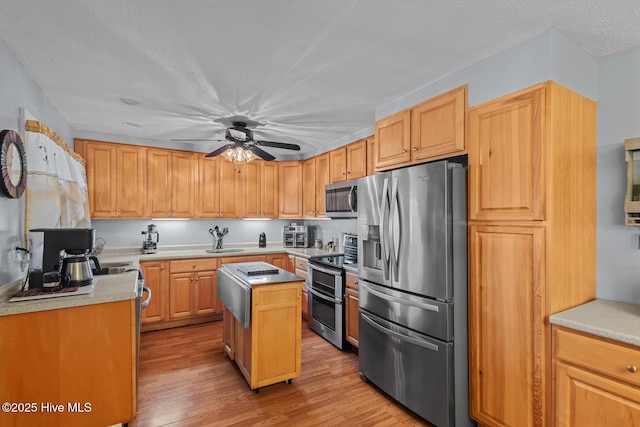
[468,81,597,427]
[75,139,147,218]
[553,327,640,426]
[374,85,466,171]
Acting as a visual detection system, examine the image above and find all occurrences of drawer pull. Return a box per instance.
[627,364,637,373]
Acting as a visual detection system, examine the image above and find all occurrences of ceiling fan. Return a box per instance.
[172,121,300,161]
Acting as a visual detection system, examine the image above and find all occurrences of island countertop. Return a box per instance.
[218,261,304,287]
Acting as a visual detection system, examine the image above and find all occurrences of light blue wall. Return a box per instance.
[597,45,640,303]
[0,40,73,287]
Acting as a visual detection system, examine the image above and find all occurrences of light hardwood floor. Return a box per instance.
[130,320,430,426]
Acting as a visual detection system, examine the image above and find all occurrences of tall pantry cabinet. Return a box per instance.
[467,81,596,427]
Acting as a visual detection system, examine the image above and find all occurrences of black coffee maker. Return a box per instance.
[27,228,97,288]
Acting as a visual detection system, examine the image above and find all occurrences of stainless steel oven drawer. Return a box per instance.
[359,280,453,341]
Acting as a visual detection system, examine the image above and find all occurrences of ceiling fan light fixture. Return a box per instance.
[222,146,256,163]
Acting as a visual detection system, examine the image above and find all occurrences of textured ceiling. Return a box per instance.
[1,0,639,157]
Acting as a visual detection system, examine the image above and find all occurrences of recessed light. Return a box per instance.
[119,97,140,106]
[122,121,142,128]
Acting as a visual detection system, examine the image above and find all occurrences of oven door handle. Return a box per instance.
[308,286,342,305]
[308,263,342,277]
[360,312,439,351]
[141,286,152,309]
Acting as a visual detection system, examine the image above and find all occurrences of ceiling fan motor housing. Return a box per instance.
[226,122,253,142]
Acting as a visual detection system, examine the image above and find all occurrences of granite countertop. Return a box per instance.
[0,270,139,316]
[0,243,333,317]
[549,299,640,347]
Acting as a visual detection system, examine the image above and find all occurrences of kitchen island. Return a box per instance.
[218,262,304,390]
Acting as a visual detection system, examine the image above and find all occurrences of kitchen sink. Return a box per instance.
[205,248,245,254]
[98,261,134,275]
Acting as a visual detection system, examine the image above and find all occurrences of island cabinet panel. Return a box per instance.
[0,300,136,427]
[222,280,302,390]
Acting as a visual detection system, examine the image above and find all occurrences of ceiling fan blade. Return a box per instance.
[171,138,226,142]
[205,144,234,158]
[255,140,301,151]
[249,146,276,161]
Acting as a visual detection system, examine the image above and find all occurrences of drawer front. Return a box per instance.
[345,272,358,290]
[220,255,267,265]
[170,258,218,273]
[294,268,307,282]
[554,327,640,387]
[294,257,308,271]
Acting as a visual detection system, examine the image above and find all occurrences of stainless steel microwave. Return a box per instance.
[325,180,357,218]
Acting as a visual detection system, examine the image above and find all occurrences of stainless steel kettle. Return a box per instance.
[59,251,101,287]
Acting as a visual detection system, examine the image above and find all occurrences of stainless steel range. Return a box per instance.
[307,233,357,350]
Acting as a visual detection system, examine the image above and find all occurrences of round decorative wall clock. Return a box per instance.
[0,129,27,198]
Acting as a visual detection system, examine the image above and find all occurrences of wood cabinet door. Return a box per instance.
[169,273,194,319]
[411,85,466,162]
[83,141,117,218]
[140,261,168,324]
[375,109,411,170]
[315,153,330,216]
[366,136,376,176]
[345,287,359,348]
[279,161,303,218]
[468,85,544,221]
[261,161,279,218]
[302,158,317,217]
[469,224,545,427]
[147,149,172,218]
[115,144,147,217]
[346,139,367,180]
[266,253,287,269]
[329,147,347,183]
[171,151,197,217]
[218,160,242,218]
[556,362,640,427]
[194,270,217,315]
[198,156,221,217]
[243,161,260,217]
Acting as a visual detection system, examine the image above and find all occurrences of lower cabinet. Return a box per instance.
[222,281,303,389]
[553,326,640,426]
[141,258,221,331]
[0,300,136,426]
[345,272,359,348]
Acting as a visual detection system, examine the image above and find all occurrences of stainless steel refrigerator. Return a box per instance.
[358,158,474,427]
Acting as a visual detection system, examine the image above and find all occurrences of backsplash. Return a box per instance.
[92,218,357,250]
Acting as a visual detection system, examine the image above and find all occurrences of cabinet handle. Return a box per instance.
[412,147,418,152]
[402,149,407,153]
[627,364,637,373]
[195,278,199,281]
[160,266,165,271]
[190,278,194,282]
[192,265,196,269]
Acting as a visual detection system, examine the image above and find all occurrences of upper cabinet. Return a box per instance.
[366,136,376,176]
[198,156,243,218]
[329,138,369,183]
[374,85,466,171]
[148,149,198,218]
[302,157,317,218]
[75,139,147,218]
[279,160,303,218]
[242,160,278,218]
[468,86,543,221]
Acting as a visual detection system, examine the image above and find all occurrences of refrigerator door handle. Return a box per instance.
[364,282,440,312]
[390,175,401,282]
[360,312,439,351]
[380,177,391,281]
